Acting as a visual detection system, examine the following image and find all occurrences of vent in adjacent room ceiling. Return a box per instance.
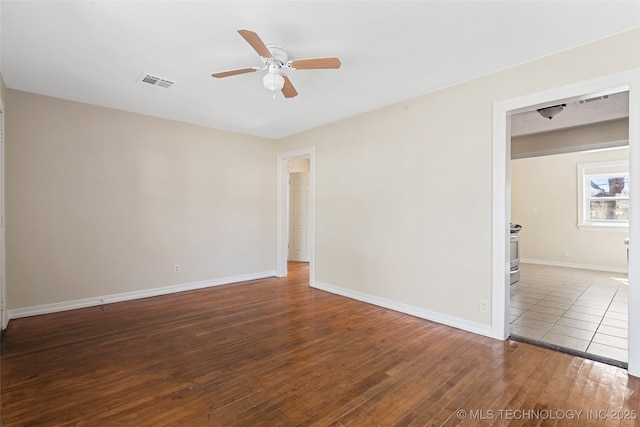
[138,73,175,89]
[579,95,608,104]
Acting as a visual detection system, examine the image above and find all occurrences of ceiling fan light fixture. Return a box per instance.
[212,29,341,99]
[263,72,285,91]
[537,104,566,120]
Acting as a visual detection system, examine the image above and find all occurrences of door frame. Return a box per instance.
[276,147,315,282]
[0,97,5,330]
[492,69,640,376]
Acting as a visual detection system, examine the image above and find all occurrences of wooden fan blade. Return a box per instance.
[281,76,298,98]
[211,67,259,78]
[238,29,272,58]
[289,57,341,70]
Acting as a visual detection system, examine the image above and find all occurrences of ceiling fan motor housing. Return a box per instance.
[265,44,288,66]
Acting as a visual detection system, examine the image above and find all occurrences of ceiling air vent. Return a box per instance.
[138,73,175,89]
[579,95,608,104]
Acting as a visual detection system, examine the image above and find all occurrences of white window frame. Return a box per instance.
[577,159,629,231]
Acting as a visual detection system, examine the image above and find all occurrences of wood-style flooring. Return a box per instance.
[1,262,639,426]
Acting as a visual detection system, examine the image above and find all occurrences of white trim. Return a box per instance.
[491,95,511,341]
[520,259,628,274]
[577,224,629,232]
[276,148,315,284]
[7,270,276,320]
[313,281,493,338]
[492,68,640,377]
[627,70,640,378]
[0,97,5,331]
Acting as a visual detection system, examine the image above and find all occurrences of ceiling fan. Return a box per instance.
[211,29,341,99]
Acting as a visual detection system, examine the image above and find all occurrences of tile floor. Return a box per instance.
[509,263,628,364]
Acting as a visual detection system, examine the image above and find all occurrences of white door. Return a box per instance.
[288,172,310,262]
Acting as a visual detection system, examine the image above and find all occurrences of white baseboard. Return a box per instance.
[312,281,494,338]
[520,258,628,274]
[7,270,276,320]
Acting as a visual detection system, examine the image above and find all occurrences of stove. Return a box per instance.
[510,224,522,285]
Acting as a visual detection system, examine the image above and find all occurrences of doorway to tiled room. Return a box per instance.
[508,91,630,367]
[510,264,628,365]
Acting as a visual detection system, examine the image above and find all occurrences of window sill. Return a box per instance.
[577,223,629,232]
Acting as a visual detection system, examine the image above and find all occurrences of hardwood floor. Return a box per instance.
[1,262,639,426]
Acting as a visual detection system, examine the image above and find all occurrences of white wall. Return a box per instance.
[276,28,640,331]
[5,90,276,310]
[512,148,629,271]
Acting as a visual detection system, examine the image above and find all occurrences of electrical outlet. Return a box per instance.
[174,264,181,274]
[563,249,570,258]
[480,299,489,313]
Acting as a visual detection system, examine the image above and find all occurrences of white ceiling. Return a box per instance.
[2,1,639,140]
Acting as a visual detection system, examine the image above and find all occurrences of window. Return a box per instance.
[577,160,629,230]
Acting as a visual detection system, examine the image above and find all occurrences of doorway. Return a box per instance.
[276,148,315,283]
[288,161,311,262]
[509,94,630,366]
[492,70,640,377]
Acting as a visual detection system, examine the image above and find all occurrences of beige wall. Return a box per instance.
[5,90,276,309]
[512,148,629,270]
[277,28,640,326]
